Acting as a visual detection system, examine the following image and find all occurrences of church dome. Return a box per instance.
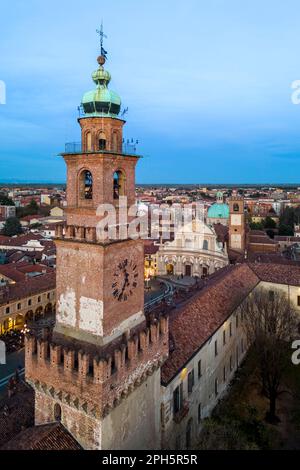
[207,203,229,219]
[81,55,121,117]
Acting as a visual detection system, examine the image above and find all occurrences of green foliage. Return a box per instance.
[198,406,273,450]
[198,417,259,450]
[278,206,300,235]
[16,199,39,218]
[249,220,263,230]
[264,216,276,229]
[278,224,294,236]
[2,217,23,236]
[265,229,275,239]
[0,193,15,206]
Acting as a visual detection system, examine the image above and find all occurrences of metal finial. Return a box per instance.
[96,21,108,59]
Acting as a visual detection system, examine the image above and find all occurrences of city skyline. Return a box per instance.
[1,0,300,183]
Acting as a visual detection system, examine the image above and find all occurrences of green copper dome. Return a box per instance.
[207,203,230,219]
[81,55,121,117]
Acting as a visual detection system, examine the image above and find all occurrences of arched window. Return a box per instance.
[203,239,208,250]
[99,131,106,150]
[86,131,92,151]
[113,170,125,199]
[79,170,93,200]
[233,203,239,212]
[54,403,62,422]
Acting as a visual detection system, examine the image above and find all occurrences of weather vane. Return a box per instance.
[96,22,108,59]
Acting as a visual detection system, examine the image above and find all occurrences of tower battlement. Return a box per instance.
[26,316,168,418]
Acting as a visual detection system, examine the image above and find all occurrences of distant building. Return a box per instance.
[50,206,64,218]
[0,205,16,219]
[157,219,228,277]
[206,192,229,226]
[0,262,55,334]
[41,194,51,205]
[20,215,43,227]
[248,230,279,253]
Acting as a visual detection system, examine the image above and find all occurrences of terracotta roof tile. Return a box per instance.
[1,423,82,450]
[0,272,55,305]
[248,263,300,286]
[0,383,34,447]
[161,264,259,384]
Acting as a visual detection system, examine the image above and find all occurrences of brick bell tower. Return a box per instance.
[228,192,245,252]
[25,34,168,450]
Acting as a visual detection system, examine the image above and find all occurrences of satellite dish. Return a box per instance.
[0,340,6,365]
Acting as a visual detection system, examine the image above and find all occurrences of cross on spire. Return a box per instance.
[96,22,108,59]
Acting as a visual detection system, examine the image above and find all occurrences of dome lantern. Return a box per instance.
[81,28,121,118]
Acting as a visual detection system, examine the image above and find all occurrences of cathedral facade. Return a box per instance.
[157,220,229,277]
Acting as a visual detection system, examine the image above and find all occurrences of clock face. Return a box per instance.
[112,258,139,302]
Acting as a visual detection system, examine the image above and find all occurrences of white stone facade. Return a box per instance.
[157,220,228,276]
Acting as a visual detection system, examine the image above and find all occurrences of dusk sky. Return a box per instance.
[1,0,300,184]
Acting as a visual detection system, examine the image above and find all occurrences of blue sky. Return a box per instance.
[0,0,300,184]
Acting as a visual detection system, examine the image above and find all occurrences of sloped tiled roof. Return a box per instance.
[0,383,34,448]
[161,262,300,384]
[161,264,260,384]
[1,423,82,450]
[248,263,300,286]
[0,271,55,305]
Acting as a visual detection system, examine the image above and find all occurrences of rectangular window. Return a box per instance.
[17,303,21,310]
[188,370,194,394]
[215,378,218,397]
[241,338,244,353]
[230,355,233,371]
[198,359,202,379]
[236,314,239,329]
[229,322,232,337]
[214,340,218,357]
[5,306,9,314]
[173,383,183,414]
[269,290,275,301]
[223,366,226,382]
[298,296,300,307]
[28,299,32,306]
[223,330,226,345]
[198,403,202,423]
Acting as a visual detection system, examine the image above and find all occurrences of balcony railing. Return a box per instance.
[64,142,138,155]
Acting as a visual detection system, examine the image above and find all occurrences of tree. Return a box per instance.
[2,217,23,237]
[240,288,298,424]
[278,223,294,236]
[249,220,263,230]
[265,229,275,239]
[28,199,39,214]
[0,194,15,206]
[264,216,276,229]
[16,198,39,218]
